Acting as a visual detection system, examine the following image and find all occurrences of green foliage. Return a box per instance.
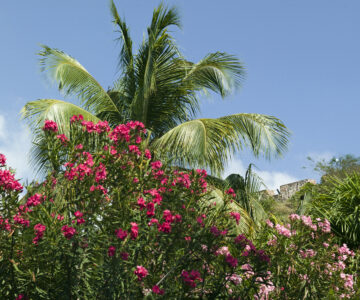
[0,118,271,299]
[308,154,360,183]
[257,215,358,299]
[22,1,290,176]
[307,173,360,248]
[224,164,268,231]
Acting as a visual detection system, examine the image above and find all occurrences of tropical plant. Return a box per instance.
[307,154,360,183]
[0,117,273,299]
[258,214,358,299]
[21,1,290,177]
[224,164,268,231]
[306,173,360,248]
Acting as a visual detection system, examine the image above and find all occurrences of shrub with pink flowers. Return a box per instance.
[0,117,271,299]
[258,214,359,299]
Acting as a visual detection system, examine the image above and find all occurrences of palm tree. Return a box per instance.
[22,1,290,176]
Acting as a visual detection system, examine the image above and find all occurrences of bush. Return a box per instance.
[0,116,271,299]
[258,215,358,299]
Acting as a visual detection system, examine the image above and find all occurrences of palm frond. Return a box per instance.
[219,113,290,159]
[151,118,238,175]
[39,45,120,115]
[183,52,245,97]
[21,99,101,175]
[149,3,181,40]
[21,99,100,133]
[110,0,134,72]
[152,114,290,176]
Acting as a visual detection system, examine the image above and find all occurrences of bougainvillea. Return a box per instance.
[0,116,271,299]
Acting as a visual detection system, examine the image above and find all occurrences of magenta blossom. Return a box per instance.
[108,246,116,257]
[152,285,164,295]
[61,225,76,239]
[134,265,148,281]
[43,120,58,132]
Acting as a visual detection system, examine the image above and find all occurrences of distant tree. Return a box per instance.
[307,154,360,183]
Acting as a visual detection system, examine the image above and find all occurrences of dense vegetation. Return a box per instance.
[1,1,358,298]
[0,118,358,299]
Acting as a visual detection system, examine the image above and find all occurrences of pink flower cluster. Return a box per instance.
[43,120,58,132]
[115,228,128,240]
[56,134,69,145]
[61,225,76,239]
[64,152,94,181]
[299,249,317,258]
[225,188,236,198]
[181,269,202,288]
[229,212,241,225]
[152,285,164,295]
[108,246,116,257]
[275,224,293,238]
[0,153,6,166]
[134,265,148,281]
[74,211,85,225]
[0,168,23,192]
[33,223,46,245]
[26,193,43,207]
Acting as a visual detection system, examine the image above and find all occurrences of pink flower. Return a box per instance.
[108,246,116,257]
[339,244,351,255]
[151,161,162,170]
[301,215,313,227]
[70,114,84,123]
[289,214,300,221]
[225,188,236,198]
[148,218,159,226]
[275,224,292,238]
[129,145,141,156]
[56,134,69,145]
[43,120,58,132]
[77,218,85,225]
[0,153,6,166]
[95,163,107,182]
[265,219,274,228]
[26,193,43,207]
[137,197,146,209]
[130,222,139,239]
[61,225,76,239]
[226,254,238,268]
[158,222,171,233]
[144,149,152,159]
[120,252,129,260]
[230,212,241,225]
[146,202,155,217]
[181,270,202,288]
[152,285,164,295]
[134,265,148,281]
[185,236,191,241]
[74,211,83,218]
[115,228,128,240]
[215,246,230,256]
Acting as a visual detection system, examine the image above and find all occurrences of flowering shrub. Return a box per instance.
[0,117,271,299]
[258,214,359,299]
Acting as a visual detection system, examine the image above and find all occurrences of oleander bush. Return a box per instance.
[0,116,272,299]
[257,215,359,299]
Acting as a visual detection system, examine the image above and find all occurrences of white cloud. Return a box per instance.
[0,115,33,183]
[256,170,298,192]
[224,158,298,192]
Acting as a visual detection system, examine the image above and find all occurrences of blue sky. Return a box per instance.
[1,0,359,190]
